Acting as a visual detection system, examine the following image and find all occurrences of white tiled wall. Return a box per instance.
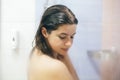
[1,0,35,80]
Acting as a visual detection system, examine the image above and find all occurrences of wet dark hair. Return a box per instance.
[34,4,78,58]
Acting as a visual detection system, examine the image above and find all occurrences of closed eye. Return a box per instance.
[71,36,74,39]
[71,33,76,39]
[59,36,67,39]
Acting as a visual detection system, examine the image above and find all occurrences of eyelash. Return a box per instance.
[71,36,74,39]
[59,36,66,39]
[59,36,74,40]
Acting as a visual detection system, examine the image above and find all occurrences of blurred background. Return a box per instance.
[0,0,120,80]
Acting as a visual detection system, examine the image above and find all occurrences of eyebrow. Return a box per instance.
[60,33,68,35]
[59,33,76,36]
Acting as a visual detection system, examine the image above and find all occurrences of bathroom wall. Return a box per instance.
[1,0,35,80]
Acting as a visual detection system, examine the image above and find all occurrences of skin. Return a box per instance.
[28,24,78,80]
[42,24,77,56]
[29,50,74,80]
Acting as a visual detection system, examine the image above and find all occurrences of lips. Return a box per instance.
[61,48,69,52]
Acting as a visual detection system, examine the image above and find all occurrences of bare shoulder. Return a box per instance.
[29,54,73,80]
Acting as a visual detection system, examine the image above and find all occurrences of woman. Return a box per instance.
[28,5,79,80]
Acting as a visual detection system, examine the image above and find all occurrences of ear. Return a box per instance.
[41,27,48,38]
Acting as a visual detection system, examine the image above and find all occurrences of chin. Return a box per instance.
[60,51,68,56]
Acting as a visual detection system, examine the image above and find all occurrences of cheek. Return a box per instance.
[48,37,62,47]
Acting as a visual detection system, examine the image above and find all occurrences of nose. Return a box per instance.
[65,39,73,48]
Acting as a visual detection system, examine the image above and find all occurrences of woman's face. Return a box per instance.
[44,24,77,56]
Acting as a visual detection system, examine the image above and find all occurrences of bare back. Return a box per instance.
[28,50,74,80]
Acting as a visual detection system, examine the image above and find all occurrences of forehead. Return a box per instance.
[55,24,77,34]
